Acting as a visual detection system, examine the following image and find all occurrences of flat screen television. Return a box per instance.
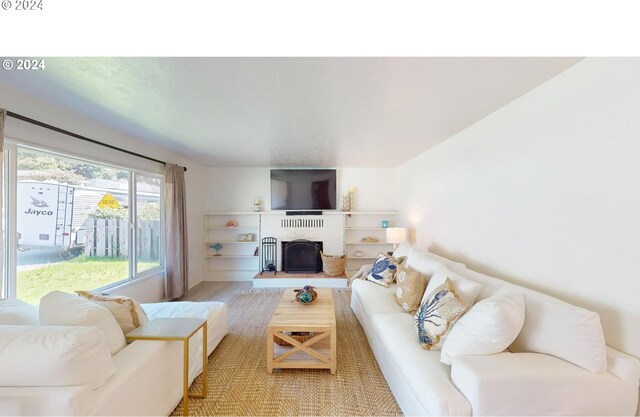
[270,169,337,210]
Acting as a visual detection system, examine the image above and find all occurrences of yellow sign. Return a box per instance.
[98,193,121,209]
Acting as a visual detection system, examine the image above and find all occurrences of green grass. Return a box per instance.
[17,256,158,304]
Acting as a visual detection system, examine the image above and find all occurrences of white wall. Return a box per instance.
[396,58,640,360]
[1,83,207,299]
[205,167,396,212]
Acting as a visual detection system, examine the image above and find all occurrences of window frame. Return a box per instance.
[2,139,165,299]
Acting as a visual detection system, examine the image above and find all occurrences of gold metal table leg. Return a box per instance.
[183,338,189,416]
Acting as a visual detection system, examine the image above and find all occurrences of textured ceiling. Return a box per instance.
[0,57,581,167]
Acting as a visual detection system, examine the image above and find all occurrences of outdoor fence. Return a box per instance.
[84,218,160,260]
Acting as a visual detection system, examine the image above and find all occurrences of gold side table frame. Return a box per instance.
[126,318,208,416]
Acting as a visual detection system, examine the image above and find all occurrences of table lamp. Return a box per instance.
[386,227,407,254]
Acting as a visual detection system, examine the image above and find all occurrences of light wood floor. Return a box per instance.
[179,281,253,304]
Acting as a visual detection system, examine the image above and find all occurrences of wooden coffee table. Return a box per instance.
[266,288,337,374]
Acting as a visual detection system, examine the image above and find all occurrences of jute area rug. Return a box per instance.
[172,289,403,416]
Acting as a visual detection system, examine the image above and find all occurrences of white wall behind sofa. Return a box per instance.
[396,58,640,360]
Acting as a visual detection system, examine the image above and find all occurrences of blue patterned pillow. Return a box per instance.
[366,253,405,287]
[414,277,466,350]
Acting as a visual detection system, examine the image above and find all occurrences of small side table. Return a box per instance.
[126,318,207,416]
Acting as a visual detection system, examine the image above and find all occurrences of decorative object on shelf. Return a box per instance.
[320,252,346,276]
[211,243,223,256]
[253,196,263,212]
[274,331,314,347]
[260,237,277,275]
[247,233,256,242]
[237,233,247,241]
[361,236,380,243]
[225,219,239,228]
[253,246,259,256]
[382,220,389,228]
[386,227,407,253]
[342,187,355,213]
[293,286,318,304]
[355,250,363,257]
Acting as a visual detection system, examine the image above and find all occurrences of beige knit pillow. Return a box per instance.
[76,291,148,335]
[394,266,427,314]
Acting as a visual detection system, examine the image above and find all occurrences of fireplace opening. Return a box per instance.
[282,240,323,273]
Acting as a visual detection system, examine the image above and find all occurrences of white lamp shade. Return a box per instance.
[386,227,407,244]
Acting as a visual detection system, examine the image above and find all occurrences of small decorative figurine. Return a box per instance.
[226,219,238,228]
[293,285,318,304]
[211,243,223,256]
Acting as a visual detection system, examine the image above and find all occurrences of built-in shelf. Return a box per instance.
[204,210,400,277]
[204,211,259,215]
[345,242,392,245]
[342,211,398,215]
[344,212,398,263]
[205,212,261,277]
[206,226,258,230]
[205,241,258,244]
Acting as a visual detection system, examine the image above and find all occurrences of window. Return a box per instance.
[136,174,162,273]
[4,145,164,303]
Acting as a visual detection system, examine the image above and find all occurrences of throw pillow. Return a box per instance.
[424,264,482,309]
[76,291,149,334]
[366,253,406,287]
[39,291,127,355]
[0,298,39,325]
[394,266,427,314]
[440,292,526,365]
[348,264,372,287]
[414,277,467,350]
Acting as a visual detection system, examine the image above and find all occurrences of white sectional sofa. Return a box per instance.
[351,244,640,416]
[0,299,227,416]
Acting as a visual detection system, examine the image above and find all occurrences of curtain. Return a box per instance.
[164,163,188,300]
[0,109,5,294]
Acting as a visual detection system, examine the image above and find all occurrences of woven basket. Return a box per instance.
[321,252,346,276]
[274,331,314,346]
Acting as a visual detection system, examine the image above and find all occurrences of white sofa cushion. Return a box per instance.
[142,301,228,357]
[406,247,445,277]
[370,313,472,416]
[441,292,525,365]
[512,291,607,373]
[0,325,115,389]
[40,291,127,355]
[0,299,39,325]
[392,242,412,259]
[142,301,228,382]
[350,279,405,316]
[447,265,608,373]
[451,352,639,416]
[425,265,482,309]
